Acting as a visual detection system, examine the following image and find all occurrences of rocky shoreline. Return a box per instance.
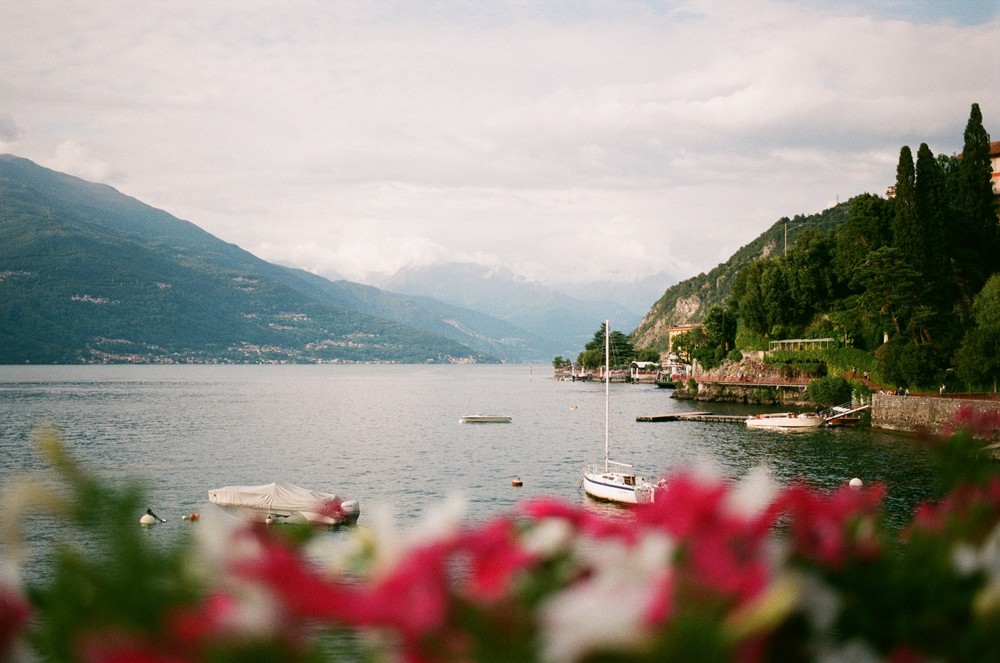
[671,358,814,405]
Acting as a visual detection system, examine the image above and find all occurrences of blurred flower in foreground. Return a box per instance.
[5,412,1000,662]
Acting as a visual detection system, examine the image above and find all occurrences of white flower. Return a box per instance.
[521,518,574,558]
[816,638,881,663]
[954,521,1000,615]
[353,494,468,576]
[726,465,780,519]
[187,510,259,582]
[539,533,674,663]
[797,571,841,632]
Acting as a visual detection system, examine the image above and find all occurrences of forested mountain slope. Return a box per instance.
[0,154,512,363]
[632,203,849,353]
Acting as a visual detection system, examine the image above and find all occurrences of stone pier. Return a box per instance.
[872,393,1000,435]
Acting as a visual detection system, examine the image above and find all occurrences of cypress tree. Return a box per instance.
[892,146,923,270]
[914,143,950,295]
[956,103,998,288]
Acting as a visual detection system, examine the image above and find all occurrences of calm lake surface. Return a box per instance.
[1,364,939,578]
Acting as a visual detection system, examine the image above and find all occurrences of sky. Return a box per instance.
[1,0,998,290]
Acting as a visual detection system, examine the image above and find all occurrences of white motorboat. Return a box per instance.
[746,412,825,429]
[459,414,512,424]
[582,320,659,505]
[208,481,360,526]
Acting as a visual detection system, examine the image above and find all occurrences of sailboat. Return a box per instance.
[582,320,658,505]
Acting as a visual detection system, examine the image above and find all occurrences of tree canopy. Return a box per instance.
[689,103,998,390]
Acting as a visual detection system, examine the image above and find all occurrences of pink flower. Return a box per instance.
[521,497,638,542]
[636,473,731,538]
[941,406,1000,440]
[0,585,30,655]
[79,631,190,663]
[167,592,241,646]
[642,571,675,625]
[887,644,931,663]
[908,477,1000,540]
[637,473,776,605]
[777,482,886,567]
[232,526,361,624]
[458,518,535,602]
[359,542,453,641]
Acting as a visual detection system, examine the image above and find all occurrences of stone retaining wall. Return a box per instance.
[872,393,1000,435]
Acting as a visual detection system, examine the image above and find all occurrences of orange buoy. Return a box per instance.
[512,477,523,487]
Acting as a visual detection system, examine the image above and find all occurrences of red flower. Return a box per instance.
[521,497,638,542]
[167,592,240,646]
[777,482,885,567]
[642,571,676,625]
[637,473,776,605]
[459,518,535,601]
[359,542,453,640]
[636,473,731,538]
[232,526,361,624]
[0,585,30,655]
[941,406,1000,440]
[908,477,1000,540]
[79,631,190,663]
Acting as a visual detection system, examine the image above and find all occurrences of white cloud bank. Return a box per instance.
[1,0,997,286]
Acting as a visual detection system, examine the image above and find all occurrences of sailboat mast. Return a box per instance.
[604,319,610,473]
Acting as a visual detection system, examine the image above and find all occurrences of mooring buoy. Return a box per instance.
[140,508,166,525]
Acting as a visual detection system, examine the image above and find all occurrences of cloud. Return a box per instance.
[1,0,997,289]
[0,113,18,143]
[49,141,114,183]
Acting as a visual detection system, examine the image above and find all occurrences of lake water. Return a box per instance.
[1,364,939,579]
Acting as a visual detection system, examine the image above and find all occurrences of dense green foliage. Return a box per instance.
[954,274,1000,390]
[576,323,639,369]
[632,203,850,353]
[646,103,998,392]
[668,305,737,370]
[0,155,516,364]
[804,375,854,406]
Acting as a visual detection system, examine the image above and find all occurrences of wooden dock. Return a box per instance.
[636,412,747,424]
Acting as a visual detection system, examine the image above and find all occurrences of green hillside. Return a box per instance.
[0,154,497,364]
[631,103,999,392]
[632,202,849,353]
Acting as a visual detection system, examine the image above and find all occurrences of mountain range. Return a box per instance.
[376,263,651,354]
[0,155,656,364]
[1,153,856,365]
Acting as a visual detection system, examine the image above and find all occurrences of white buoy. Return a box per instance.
[849,477,863,488]
[141,508,166,525]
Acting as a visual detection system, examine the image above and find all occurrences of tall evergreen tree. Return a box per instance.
[914,143,950,299]
[956,103,998,290]
[892,146,922,268]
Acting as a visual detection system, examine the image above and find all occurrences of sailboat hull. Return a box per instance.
[583,468,655,505]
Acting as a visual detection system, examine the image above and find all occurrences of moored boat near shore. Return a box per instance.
[208,481,360,526]
[460,414,512,423]
[746,412,825,429]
